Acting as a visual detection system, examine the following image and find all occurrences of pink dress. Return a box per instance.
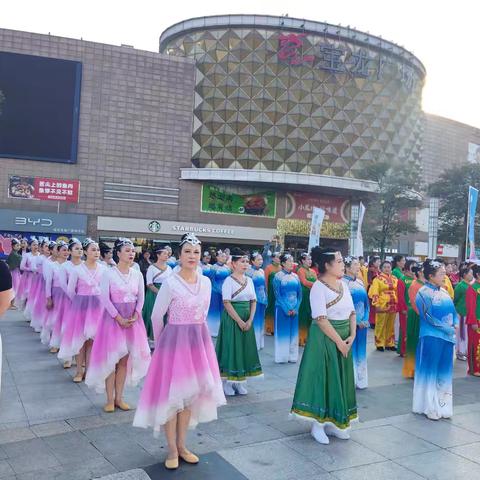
[20,252,38,313]
[41,261,70,347]
[58,263,106,361]
[86,267,151,393]
[27,255,47,331]
[133,272,226,434]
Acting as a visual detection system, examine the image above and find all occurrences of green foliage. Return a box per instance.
[363,160,423,258]
[428,164,480,250]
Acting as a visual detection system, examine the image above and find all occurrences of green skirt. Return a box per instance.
[142,283,162,340]
[291,319,357,429]
[298,285,313,346]
[215,301,263,382]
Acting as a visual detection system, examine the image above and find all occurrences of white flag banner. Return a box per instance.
[355,202,366,257]
[308,207,325,252]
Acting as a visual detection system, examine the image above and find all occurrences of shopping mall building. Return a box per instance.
[0,15,479,257]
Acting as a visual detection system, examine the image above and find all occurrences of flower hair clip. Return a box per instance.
[179,233,201,247]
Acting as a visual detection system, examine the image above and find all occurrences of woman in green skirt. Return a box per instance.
[216,247,263,396]
[291,247,357,445]
[142,244,172,346]
[297,252,317,347]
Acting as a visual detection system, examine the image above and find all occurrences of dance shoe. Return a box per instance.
[103,403,115,413]
[325,423,350,440]
[179,450,199,464]
[311,423,329,444]
[165,457,179,470]
[115,401,131,411]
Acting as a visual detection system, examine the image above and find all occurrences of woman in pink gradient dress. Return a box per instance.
[133,233,226,471]
[58,238,106,382]
[86,238,151,412]
[21,238,40,320]
[41,241,70,352]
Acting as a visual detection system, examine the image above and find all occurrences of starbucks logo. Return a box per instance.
[148,221,161,233]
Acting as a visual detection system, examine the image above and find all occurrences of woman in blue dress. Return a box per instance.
[344,256,370,389]
[207,250,231,337]
[273,253,302,363]
[413,259,458,420]
[247,251,267,350]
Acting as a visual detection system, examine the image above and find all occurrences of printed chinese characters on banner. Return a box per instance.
[8,175,80,203]
[285,192,349,223]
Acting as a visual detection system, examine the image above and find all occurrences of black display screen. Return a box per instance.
[0,51,82,164]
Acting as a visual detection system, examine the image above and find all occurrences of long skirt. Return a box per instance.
[265,280,276,335]
[467,325,480,376]
[253,302,266,350]
[368,298,375,327]
[456,316,468,357]
[274,306,299,363]
[215,301,263,382]
[352,326,368,389]
[142,283,161,340]
[18,271,33,310]
[413,336,454,419]
[11,269,21,301]
[133,322,226,434]
[49,289,71,349]
[402,309,420,378]
[30,278,48,333]
[24,273,41,321]
[298,285,312,347]
[58,294,103,361]
[207,290,223,337]
[291,319,357,430]
[374,312,396,348]
[396,311,407,356]
[40,286,66,346]
[86,302,151,393]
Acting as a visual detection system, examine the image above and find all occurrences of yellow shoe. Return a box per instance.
[103,403,115,413]
[165,457,179,470]
[63,361,72,369]
[72,373,83,383]
[115,401,131,411]
[179,449,199,464]
[49,347,59,354]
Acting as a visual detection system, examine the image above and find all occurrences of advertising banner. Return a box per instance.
[285,192,349,223]
[8,175,80,203]
[467,186,479,259]
[308,207,325,252]
[0,232,74,259]
[201,184,276,218]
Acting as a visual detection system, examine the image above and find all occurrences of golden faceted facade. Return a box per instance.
[161,18,425,178]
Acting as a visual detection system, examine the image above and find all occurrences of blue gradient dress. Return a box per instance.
[208,262,231,337]
[247,266,268,350]
[344,275,370,389]
[273,270,302,363]
[413,282,458,419]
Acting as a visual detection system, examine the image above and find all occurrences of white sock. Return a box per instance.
[223,381,235,396]
[234,383,248,395]
[311,423,329,444]
[325,423,350,440]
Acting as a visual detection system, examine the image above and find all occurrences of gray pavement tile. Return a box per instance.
[30,420,74,437]
[6,449,61,474]
[0,400,27,424]
[0,428,35,446]
[22,396,97,423]
[449,412,480,434]
[42,431,103,464]
[7,357,61,373]
[2,437,51,458]
[207,423,285,448]
[349,425,439,459]
[16,381,86,402]
[283,435,385,472]
[66,414,109,430]
[395,419,480,448]
[395,449,480,479]
[106,447,157,471]
[11,369,71,386]
[449,441,480,465]
[96,469,150,480]
[219,441,327,480]
[331,460,424,480]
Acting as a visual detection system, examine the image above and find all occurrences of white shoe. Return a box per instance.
[234,383,248,395]
[426,412,440,421]
[325,423,350,440]
[223,381,235,396]
[311,423,329,444]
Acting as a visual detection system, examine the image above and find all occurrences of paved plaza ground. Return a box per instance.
[0,309,480,479]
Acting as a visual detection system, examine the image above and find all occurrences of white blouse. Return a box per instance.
[145,264,172,285]
[222,275,256,302]
[310,280,355,321]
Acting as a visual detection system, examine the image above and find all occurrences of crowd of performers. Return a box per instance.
[3,234,479,468]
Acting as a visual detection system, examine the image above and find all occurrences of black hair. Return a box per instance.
[28,237,38,247]
[412,264,423,278]
[230,247,247,261]
[68,238,82,251]
[82,238,97,251]
[299,252,310,264]
[433,258,446,265]
[472,264,480,279]
[99,242,112,258]
[392,255,405,270]
[279,252,293,265]
[405,259,417,272]
[423,259,443,281]
[368,256,380,267]
[250,251,262,262]
[460,265,473,279]
[380,260,391,270]
[311,247,337,274]
[344,256,357,267]
[11,238,20,247]
[48,241,57,252]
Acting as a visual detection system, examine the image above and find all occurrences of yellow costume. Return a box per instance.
[443,275,454,299]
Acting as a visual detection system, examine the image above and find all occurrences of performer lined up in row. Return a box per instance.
[246,252,267,350]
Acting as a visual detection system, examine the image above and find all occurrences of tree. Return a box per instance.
[428,163,480,257]
[362,160,423,258]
